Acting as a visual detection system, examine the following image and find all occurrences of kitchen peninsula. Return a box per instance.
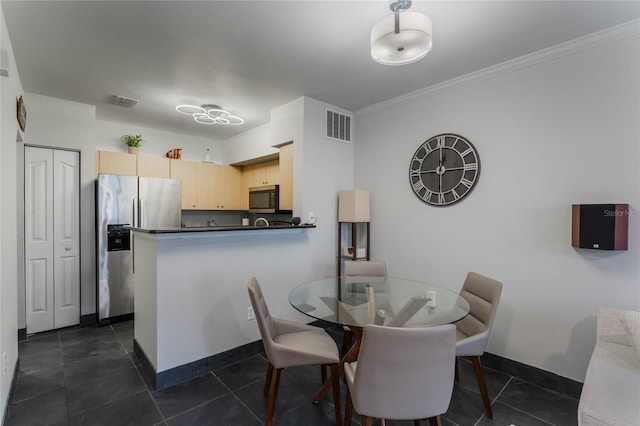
[129,224,315,389]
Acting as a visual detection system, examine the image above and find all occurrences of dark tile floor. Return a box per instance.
[4,321,579,426]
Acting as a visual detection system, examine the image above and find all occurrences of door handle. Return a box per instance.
[65,245,72,251]
[132,198,138,227]
[139,198,145,229]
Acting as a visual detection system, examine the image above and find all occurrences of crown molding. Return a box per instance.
[355,19,640,118]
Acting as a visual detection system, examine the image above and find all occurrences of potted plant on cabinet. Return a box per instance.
[121,134,143,154]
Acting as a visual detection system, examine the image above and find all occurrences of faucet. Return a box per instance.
[254,217,269,227]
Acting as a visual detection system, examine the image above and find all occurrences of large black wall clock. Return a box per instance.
[409,133,480,206]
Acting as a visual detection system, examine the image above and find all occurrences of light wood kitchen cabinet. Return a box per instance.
[170,159,198,209]
[196,163,217,210]
[278,143,293,211]
[137,155,171,178]
[196,163,243,210]
[95,150,137,176]
[243,160,279,188]
[173,161,243,210]
[218,165,243,210]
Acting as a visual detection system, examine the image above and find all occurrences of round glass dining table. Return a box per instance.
[289,276,470,403]
[289,276,470,329]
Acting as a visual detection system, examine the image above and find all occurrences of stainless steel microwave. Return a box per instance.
[249,185,280,213]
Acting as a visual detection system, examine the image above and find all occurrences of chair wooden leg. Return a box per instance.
[341,328,353,356]
[314,327,363,403]
[330,364,343,426]
[265,367,282,426]
[264,362,274,395]
[454,357,459,381]
[361,416,374,426]
[428,416,442,426]
[414,420,422,426]
[344,387,353,426]
[471,355,493,419]
[321,364,327,383]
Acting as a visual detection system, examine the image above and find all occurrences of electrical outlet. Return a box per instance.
[309,211,316,224]
[247,306,255,321]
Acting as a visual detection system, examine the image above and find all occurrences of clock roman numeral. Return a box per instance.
[438,193,446,204]
[460,178,474,188]
[412,179,426,193]
[423,189,434,201]
[464,162,478,171]
[451,189,460,201]
[435,136,445,149]
[459,147,473,157]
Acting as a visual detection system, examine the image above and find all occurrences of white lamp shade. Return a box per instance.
[338,190,371,222]
[371,11,433,66]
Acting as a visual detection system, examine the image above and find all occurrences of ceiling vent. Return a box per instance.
[113,95,138,108]
[326,109,353,143]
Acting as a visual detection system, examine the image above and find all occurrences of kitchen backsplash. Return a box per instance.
[181,210,294,227]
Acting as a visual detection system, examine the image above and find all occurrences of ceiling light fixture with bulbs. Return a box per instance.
[371,0,433,66]
[175,104,244,125]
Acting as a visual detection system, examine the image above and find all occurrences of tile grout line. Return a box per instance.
[492,375,513,404]
[477,375,557,426]
[131,350,167,423]
[213,370,265,424]
[472,375,513,426]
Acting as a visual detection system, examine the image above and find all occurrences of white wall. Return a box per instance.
[0,3,22,420]
[19,94,223,322]
[354,30,640,382]
[221,122,275,165]
[300,97,355,269]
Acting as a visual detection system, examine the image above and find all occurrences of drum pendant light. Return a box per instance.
[371,0,432,66]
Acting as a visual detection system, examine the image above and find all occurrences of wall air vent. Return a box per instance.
[113,95,138,108]
[326,109,353,143]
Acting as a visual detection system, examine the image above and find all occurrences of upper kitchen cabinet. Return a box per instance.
[95,150,137,177]
[278,143,293,211]
[137,156,171,178]
[243,160,280,188]
[170,159,198,209]
[196,163,243,210]
[196,162,217,210]
[218,165,243,210]
[173,161,243,210]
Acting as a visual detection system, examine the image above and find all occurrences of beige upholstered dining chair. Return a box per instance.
[344,324,457,426]
[343,260,388,277]
[454,272,503,419]
[341,260,388,354]
[247,277,342,426]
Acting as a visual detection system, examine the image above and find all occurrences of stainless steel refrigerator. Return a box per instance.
[96,174,182,322]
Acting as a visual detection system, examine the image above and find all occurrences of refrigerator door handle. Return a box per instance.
[139,198,145,229]
[132,198,138,227]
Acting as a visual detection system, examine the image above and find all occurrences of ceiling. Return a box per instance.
[3,1,639,140]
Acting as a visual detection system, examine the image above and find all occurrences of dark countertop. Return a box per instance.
[126,224,316,234]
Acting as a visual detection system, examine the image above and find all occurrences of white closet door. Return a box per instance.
[53,149,80,328]
[25,147,80,333]
[25,147,54,333]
